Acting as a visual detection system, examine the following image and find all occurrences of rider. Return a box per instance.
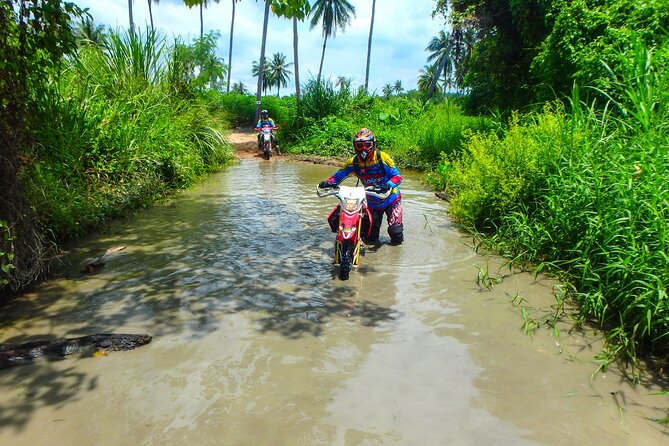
[255,109,280,154]
[318,128,404,245]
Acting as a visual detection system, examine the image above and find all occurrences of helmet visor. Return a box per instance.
[354,141,374,150]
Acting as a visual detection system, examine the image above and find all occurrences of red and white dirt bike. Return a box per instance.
[255,125,278,160]
[316,183,390,280]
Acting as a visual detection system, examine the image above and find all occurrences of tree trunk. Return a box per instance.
[200,3,204,38]
[255,0,271,121]
[427,55,448,100]
[317,34,328,83]
[292,16,300,103]
[227,0,236,93]
[147,0,154,31]
[364,0,376,92]
[128,0,135,37]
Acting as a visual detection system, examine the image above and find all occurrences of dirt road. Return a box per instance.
[227,127,266,159]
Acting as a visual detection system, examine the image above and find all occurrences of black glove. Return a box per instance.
[319,180,333,189]
[377,183,391,193]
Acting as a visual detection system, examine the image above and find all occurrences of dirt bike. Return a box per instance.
[255,126,278,160]
[316,183,391,280]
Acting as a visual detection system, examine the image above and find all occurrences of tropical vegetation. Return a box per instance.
[1,0,668,383]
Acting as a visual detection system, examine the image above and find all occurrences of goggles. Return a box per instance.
[354,141,373,150]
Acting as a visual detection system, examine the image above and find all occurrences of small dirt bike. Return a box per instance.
[256,126,278,160]
[316,183,390,280]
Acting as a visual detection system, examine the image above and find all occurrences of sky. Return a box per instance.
[71,0,447,95]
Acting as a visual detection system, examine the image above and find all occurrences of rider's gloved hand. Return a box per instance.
[377,182,391,193]
[319,180,333,189]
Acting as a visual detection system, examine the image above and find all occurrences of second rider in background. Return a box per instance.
[319,128,404,245]
[255,109,280,155]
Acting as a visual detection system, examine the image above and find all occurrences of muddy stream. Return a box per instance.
[0,131,667,445]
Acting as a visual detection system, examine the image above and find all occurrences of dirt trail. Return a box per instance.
[227,127,264,159]
[226,127,343,166]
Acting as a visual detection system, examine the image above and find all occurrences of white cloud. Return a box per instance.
[73,0,446,94]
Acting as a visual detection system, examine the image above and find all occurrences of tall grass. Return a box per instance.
[437,39,669,366]
[25,27,234,241]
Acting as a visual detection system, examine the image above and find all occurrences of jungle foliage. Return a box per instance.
[429,0,669,368]
[0,2,234,296]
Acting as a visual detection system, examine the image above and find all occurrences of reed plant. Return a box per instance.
[24,27,234,241]
[440,39,668,365]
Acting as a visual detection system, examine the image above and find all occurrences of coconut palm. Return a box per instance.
[382,83,393,98]
[231,82,249,94]
[425,30,455,99]
[76,17,107,48]
[226,0,240,92]
[127,0,135,36]
[335,76,351,92]
[252,60,272,95]
[309,0,356,83]
[418,64,442,96]
[364,0,377,92]
[393,79,403,95]
[147,0,160,31]
[267,52,293,97]
[254,0,271,119]
[199,0,220,38]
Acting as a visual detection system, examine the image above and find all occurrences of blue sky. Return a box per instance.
[71,0,447,95]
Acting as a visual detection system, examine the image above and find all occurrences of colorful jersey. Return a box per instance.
[255,118,276,129]
[327,150,402,210]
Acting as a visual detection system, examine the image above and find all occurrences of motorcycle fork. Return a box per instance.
[334,213,362,266]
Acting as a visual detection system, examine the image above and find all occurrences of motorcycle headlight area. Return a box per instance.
[343,198,360,212]
[339,226,357,237]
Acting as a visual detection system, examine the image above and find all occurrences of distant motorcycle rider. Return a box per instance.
[255,109,280,154]
[319,128,404,244]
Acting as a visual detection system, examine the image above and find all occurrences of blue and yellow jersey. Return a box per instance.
[255,118,276,129]
[327,150,402,210]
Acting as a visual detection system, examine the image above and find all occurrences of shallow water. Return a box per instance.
[0,158,667,445]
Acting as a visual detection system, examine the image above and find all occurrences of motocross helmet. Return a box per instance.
[261,109,269,119]
[353,128,376,160]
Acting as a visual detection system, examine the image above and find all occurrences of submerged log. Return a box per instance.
[0,333,152,369]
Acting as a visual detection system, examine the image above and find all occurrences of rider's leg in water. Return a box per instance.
[272,134,281,155]
[363,209,383,244]
[386,198,404,245]
[257,133,261,150]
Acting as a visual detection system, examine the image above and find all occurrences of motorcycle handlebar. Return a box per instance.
[315,184,392,199]
[316,184,339,197]
[364,186,392,199]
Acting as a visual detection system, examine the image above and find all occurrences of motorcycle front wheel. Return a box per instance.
[261,139,271,160]
[338,241,353,280]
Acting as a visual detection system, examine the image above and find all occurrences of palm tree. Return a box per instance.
[267,52,293,97]
[226,0,239,92]
[393,79,403,95]
[309,0,356,83]
[196,0,220,38]
[382,83,393,98]
[252,60,271,95]
[127,0,135,37]
[425,30,454,100]
[147,0,160,31]
[364,0,377,92]
[271,2,311,103]
[292,16,301,102]
[418,64,442,96]
[254,0,271,119]
[335,75,351,92]
[231,82,249,94]
[76,17,107,48]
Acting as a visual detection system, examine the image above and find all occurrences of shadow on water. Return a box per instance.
[0,161,397,432]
